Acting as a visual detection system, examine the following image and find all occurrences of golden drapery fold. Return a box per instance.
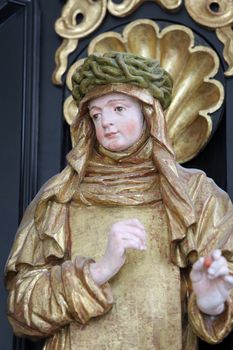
[5,84,233,349]
[7,252,113,339]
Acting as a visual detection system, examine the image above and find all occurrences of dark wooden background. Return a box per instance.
[0,1,232,349]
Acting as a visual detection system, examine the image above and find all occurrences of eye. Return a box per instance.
[114,106,125,112]
[91,113,101,120]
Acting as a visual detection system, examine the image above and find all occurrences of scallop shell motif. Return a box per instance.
[65,19,224,163]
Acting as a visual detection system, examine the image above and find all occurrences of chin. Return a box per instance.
[104,141,127,152]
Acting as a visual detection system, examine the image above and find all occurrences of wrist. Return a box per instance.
[89,261,106,286]
[90,259,116,285]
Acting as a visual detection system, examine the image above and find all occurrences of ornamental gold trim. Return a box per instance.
[53,0,182,85]
[53,0,107,85]
[53,0,233,84]
[64,19,224,163]
[107,0,182,17]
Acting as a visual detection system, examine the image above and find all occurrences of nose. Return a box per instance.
[101,109,114,128]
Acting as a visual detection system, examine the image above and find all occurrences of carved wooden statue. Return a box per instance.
[5,52,233,350]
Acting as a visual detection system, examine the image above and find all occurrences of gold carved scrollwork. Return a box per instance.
[53,0,182,85]
[53,0,233,85]
[185,0,233,75]
[64,20,224,163]
[216,25,233,76]
[53,0,107,85]
[52,38,78,85]
[107,0,182,17]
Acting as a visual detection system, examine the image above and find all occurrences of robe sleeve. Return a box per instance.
[7,257,113,339]
[5,193,113,339]
[188,290,232,344]
[182,170,233,343]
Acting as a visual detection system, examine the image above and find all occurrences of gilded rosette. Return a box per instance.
[65,20,224,163]
[185,0,233,28]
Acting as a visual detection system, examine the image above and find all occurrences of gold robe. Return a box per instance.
[5,134,233,350]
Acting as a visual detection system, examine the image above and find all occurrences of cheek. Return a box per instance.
[123,120,141,138]
[94,125,104,143]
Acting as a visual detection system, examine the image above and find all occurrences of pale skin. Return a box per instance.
[88,92,233,316]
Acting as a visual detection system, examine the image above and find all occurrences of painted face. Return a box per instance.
[88,93,144,152]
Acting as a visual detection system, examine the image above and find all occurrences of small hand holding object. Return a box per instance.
[190,249,233,315]
[90,218,147,285]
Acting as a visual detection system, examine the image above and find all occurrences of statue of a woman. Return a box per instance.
[5,52,233,350]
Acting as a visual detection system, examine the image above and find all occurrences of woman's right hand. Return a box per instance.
[89,218,147,285]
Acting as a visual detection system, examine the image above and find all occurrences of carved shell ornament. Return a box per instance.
[64,20,224,164]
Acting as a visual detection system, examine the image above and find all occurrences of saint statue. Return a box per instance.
[5,52,233,350]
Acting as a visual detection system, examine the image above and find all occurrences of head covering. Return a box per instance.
[72,52,173,110]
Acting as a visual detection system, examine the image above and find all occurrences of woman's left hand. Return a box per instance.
[190,249,233,315]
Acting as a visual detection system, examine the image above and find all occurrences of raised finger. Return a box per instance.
[121,237,146,251]
[118,225,146,241]
[208,265,229,280]
[208,257,227,276]
[211,249,221,261]
[125,224,146,236]
[118,229,146,248]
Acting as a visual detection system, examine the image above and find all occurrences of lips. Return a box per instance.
[105,132,118,138]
